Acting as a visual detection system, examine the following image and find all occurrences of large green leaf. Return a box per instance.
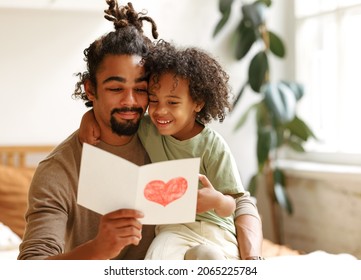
[287,138,305,152]
[255,100,270,126]
[213,0,234,37]
[247,174,258,196]
[232,80,248,108]
[280,81,304,101]
[234,20,257,60]
[257,0,272,7]
[256,127,273,171]
[285,116,317,141]
[273,169,293,214]
[241,1,267,28]
[219,0,234,13]
[273,126,284,148]
[263,82,296,123]
[269,31,285,58]
[249,51,269,92]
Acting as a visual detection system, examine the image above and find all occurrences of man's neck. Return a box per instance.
[100,130,135,146]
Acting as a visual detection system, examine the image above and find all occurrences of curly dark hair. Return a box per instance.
[144,40,232,124]
[72,0,158,107]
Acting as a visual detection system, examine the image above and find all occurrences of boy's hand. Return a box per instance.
[196,174,236,217]
[196,174,219,213]
[78,109,101,145]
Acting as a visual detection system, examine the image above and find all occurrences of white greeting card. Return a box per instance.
[77,143,200,224]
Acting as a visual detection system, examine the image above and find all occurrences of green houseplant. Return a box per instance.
[213,0,316,226]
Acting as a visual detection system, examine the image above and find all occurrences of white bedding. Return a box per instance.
[267,250,357,260]
[0,249,19,260]
[0,220,356,261]
[0,222,20,260]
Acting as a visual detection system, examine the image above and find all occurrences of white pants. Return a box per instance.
[144,221,240,260]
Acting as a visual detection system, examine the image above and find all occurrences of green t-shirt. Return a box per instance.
[138,115,244,235]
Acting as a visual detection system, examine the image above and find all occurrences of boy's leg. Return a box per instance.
[193,221,240,260]
[184,244,226,260]
[145,224,199,260]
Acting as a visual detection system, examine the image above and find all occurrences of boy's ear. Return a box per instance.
[195,101,205,113]
[84,80,96,101]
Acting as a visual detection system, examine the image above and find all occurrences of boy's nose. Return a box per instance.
[154,104,168,115]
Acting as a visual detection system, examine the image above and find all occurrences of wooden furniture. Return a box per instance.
[0,145,54,169]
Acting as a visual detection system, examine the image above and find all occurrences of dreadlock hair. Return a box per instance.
[144,40,232,124]
[72,0,158,107]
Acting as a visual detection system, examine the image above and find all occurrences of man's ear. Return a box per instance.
[84,79,96,101]
[195,101,205,113]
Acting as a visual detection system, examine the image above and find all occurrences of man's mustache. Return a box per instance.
[111,107,144,115]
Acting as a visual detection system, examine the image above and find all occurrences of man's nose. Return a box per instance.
[121,90,137,105]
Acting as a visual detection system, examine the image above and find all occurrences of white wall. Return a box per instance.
[0,0,288,186]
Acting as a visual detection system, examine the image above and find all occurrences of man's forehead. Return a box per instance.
[97,54,147,82]
[99,54,144,69]
[130,55,144,65]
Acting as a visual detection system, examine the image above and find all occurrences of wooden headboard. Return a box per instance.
[0,145,54,169]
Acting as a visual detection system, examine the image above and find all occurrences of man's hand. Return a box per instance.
[78,109,101,145]
[91,209,144,259]
[46,209,144,260]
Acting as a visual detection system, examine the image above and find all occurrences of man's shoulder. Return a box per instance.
[40,130,82,168]
[30,130,83,192]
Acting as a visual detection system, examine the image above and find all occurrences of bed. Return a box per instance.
[0,145,355,260]
[0,145,54,259]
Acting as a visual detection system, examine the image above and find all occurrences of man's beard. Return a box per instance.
[110,107,144,136]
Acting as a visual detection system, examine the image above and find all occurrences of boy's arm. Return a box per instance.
[197,174,236,217]
[78,109,101,145]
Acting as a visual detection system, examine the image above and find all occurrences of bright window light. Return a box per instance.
[293,0,361,163]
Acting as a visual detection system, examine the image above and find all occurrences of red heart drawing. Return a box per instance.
[144,177,188,207]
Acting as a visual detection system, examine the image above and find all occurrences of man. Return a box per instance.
[18,1,158,260]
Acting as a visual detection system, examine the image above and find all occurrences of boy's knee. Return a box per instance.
[184,244,225,260]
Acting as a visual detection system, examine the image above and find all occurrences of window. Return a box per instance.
[292,0,361,164]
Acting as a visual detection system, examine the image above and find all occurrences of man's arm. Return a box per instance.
[234,194,263,260]
[234,214,263,260]
[46,209,144,260]
[78,109,100,145]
